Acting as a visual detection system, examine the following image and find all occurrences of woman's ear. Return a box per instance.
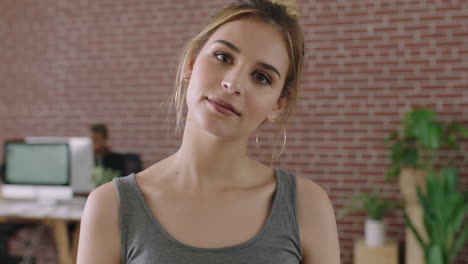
[266,97,288,121]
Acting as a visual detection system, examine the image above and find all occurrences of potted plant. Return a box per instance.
[339,189,401,247]
[405,166,468,264]
[385,108,468,180]
[385,108,468,264]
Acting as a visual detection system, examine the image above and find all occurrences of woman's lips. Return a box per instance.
[206,97,240,116]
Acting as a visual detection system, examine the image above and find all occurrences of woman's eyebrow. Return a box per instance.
[213,40,240,53]
[213,39,282,79]
[257,62,281,79]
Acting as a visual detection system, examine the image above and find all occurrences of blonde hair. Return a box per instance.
[172,0,304,133]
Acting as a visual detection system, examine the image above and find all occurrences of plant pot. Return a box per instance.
[400,167,428,264]
[365,219,386,247]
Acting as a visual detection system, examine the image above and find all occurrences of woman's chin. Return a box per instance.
[187,115,244,140]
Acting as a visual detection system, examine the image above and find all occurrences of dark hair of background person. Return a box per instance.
[89,123,108,139]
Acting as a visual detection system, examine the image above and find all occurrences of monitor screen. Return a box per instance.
[25,137,95,193]
[4,143,70,186]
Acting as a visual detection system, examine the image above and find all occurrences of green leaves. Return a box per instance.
[405,108,442,150]
[405,167,467,264]
[91,165,122,187]
[385,108,468,180]
[339,189,401,221]
[385,131,398,143]
[449,122,468,138]
[386,165,401,180]
[404,212,427,250]
[427,245,444,264]
[454,226,468,259]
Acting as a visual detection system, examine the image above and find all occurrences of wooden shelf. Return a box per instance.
[354,239,398,264]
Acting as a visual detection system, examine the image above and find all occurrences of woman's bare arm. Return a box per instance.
[77,182,121,264]
[297,176,341,264]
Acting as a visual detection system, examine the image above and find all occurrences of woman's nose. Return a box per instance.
[221,68,243,95]
[221,80,241,95]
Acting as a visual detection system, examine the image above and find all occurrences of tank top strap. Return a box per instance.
[113,174,153,264]
[267,168,303,259]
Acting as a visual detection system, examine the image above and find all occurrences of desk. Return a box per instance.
[0,198,85,264]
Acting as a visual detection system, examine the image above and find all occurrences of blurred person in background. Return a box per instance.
[89,123,125,178]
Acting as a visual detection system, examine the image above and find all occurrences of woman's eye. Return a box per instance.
[253,72,272,85]
[213,52,232,64]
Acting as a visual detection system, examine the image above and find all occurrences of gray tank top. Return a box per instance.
[113,168,303,264]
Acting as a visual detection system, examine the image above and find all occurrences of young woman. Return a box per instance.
[77,0,341,263]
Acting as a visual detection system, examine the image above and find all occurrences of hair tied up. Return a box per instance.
[269,0,298,17]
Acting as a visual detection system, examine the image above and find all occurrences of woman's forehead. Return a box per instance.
[205,18,289,76]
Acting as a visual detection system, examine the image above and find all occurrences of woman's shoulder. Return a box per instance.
[293,173,341,263]
[294,174,328,199]
[87,181,119,208]
[78,181,121,263]
[294,173,334,222]
[81,181,120,241]
[82,181,120,231]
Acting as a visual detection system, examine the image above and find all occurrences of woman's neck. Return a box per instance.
[171,120,254,192]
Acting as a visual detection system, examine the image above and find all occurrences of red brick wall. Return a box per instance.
[1,0,467,263]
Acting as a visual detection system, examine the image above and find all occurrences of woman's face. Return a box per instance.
[185,18,290,140]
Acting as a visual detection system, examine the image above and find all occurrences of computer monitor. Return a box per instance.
[1,137,94,202]
[2,142,73,202]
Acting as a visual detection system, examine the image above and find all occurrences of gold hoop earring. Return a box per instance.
[255,119,286,160]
